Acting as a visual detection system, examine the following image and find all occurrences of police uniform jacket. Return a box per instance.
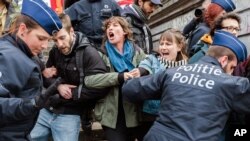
[122,55,250,141]
[0,34,41,141]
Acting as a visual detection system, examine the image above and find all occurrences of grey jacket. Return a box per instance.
[123,56,250,141]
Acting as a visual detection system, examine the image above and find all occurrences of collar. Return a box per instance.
[4,34,33,58]
[199,55,222,67]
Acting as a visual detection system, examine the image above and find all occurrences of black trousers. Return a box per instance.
[102,99,138,141]
[102,117,138,141]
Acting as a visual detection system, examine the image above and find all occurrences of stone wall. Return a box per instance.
[149,0,250,53]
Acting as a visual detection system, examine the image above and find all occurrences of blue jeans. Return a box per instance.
[30,109,81,141]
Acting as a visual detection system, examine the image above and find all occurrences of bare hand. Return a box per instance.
[57,84,77,99]
[128,68,141,78]
[43,66,57,78]
[124,72,134,81]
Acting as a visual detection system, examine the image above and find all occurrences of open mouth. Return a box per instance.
[108,32,115,39]
[162,52,169,57]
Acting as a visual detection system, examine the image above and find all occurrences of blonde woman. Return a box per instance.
[133,28,188,140]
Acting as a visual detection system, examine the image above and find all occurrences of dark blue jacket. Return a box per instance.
[123,56,250,141]
[188,40,209,64]
[65,0,121,47]
[187,22,210,56]
[0,35,41,141]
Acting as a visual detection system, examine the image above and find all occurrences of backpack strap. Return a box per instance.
[75,48,85,99]
[143,24,150,54]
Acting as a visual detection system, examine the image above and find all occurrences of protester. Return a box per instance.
[122,0,162,54]
[0,0,62,140]
[122,30,249,141]
[187,0,235,56]
[84,16,146,141]
[134,28,188,140]
[65,0,121,49]
[189,12,241,63]
[30,13,109,141]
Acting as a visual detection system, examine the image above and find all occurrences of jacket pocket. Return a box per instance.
[77,13,91,34]
[94,99,105,121]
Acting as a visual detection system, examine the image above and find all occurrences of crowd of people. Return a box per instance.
[0,0,250,141]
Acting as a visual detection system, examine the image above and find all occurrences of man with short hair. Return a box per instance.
[122,30,250,141]
[30,13,109,141]
[122,0,162,54]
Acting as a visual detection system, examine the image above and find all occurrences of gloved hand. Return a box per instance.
[33,77,62,109]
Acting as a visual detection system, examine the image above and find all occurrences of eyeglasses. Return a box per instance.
[222,26,241,32]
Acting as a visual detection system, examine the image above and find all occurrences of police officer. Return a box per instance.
[122,30,250,141]
[0,0,62,140]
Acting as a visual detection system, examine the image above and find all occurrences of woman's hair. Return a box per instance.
[9,14,40,34]
[204,3,225,27]
[58,13,72,33]
[206,45,236,61]
[210,12,241,36]
[159,28,188,61]
[102,16,133,47]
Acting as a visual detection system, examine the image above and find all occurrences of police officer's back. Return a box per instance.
[122,30,250,141]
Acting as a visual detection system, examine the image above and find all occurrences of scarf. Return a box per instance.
[132,4,148,22]
[157,56,188,69]
[105,40,135,72]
